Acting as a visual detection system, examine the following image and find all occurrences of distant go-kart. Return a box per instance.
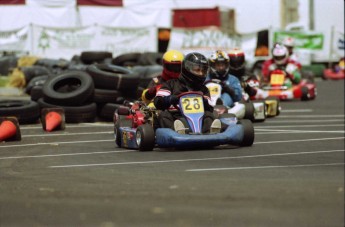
[250,67,316,101]
[205,79,266,122]
[113,92,254,151]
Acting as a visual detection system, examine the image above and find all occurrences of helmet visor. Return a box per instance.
[164,62,181,73]
[185,60,209,77]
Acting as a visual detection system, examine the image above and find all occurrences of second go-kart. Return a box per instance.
[205,79,265,122]
[114,92,254,151]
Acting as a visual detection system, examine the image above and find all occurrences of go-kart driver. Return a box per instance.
[206,50,242,107]
[154,52,222,134]
[228,48,258,97]
[282,36,299,63]
[261,43,302,87]
[141,49,184,104]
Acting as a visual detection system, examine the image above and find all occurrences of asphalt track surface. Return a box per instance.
[0,79,344,227]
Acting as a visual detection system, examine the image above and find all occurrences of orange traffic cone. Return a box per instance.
[45,112,62,132]
[0,117,21,142]
[41,108,65,132]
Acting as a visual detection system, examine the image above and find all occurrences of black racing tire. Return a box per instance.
[98,103,123,121]
[80,51,113,65]
[93,88,123,104]
[136,124,155,151]
[86,64,140,93]
[244,102,255,121]
[37,98,97,123]
[301,86,310,101]
[137,52,163,66]
[30,85,44,101]
[21,66,51,84]
[42,71,94,106]
[0,100,40,124]
[112,53,142,66]
[237,119,254,147]
[25,75,49,95]
[114,122,121,148]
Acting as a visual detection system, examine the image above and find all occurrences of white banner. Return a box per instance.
[168,26,237,57]
[30,25,157,59]
[96,26,157,56]
[0,27,29,52]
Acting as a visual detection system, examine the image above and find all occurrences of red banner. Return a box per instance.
[173,8,220,28]
[77,0,123,6]
[0,0,25,4]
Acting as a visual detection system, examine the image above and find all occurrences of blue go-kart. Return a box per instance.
[114,92,254,151]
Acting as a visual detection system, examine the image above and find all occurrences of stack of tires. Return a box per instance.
[86,63,141,121]
[37,70,97,123]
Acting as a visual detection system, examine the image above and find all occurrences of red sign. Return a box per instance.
[77,0,123,6]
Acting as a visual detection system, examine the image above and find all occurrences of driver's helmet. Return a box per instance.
[208,50,230,79]
[181,52,209,85]
[272,44,289,65]
[282,37,295,55]
[228,48,245,73]
[162,49,184,80]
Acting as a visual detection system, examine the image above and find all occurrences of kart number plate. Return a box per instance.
[270,73,285,85]
[181,96,204,114]
[208,85,221,96]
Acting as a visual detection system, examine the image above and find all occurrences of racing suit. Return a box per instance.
[262,58,302,85]
[206,72,242,108]
[154,76,216,133]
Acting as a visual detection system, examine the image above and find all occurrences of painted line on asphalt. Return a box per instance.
[281,109,313,113]
[1,136,344,149]
[0,150,132,160]
[48,149,344,169]
[255,129,344,134]
[261,119,344,123]
[186,163,345,172]
[255,124,344,128]
[277,114,344,118]
[19,123,113,130]
[22,131,113,138]
[254,137,344,144]
[0,139,114,148]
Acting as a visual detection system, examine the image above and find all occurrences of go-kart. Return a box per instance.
[114,92,254,151]
[250,67,316,101]
[322,58,344,80]
[205,79,265,122]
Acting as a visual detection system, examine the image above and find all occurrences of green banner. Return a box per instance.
[273,31,324,50]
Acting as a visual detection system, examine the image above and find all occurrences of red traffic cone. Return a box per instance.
[45,112,62,132]
[41,108,65,132]
[0,118,21,142]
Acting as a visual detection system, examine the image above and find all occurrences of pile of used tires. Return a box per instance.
[0,51,163,123]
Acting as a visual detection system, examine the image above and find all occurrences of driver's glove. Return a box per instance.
[169,95,179,105]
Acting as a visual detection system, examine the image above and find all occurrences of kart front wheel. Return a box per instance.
[238,119,254,147]
[136,124,155,151]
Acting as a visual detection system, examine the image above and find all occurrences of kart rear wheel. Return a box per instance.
[136,124,155,151]
[301,86,310,101]
[114,122,121,148]
[244,102,255,121]
[238,119,254,146]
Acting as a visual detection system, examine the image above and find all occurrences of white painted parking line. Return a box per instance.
[48,149,344,168]
[0,139,114,148]
[0,150,131,160]
[186,163,345,172]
